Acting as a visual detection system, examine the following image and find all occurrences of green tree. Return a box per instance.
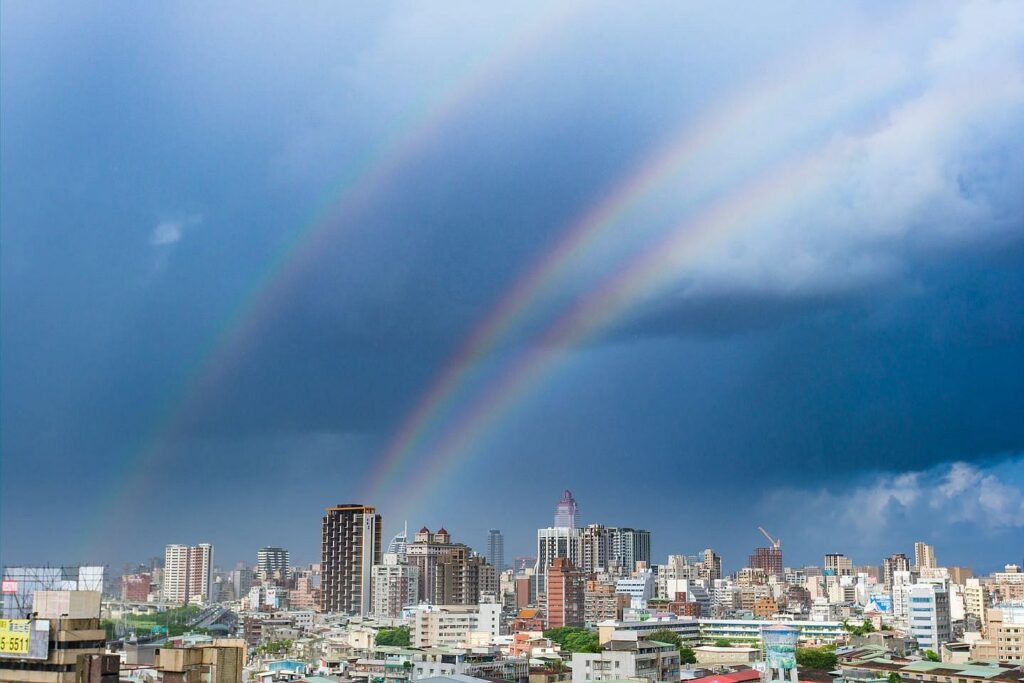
[795,646,837,671]
[713,639,732,648]
[679,645,697,665]
[888,673,903,683]
[647,629,683,647]
[544,627,600,653]
[923,650,940,662]
[376,627,411,647]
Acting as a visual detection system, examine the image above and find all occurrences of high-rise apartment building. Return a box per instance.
[256,547,290,579]
[749,547,783,580]
[163,543,213,604]
[701,549,722,581]
[536,526,583,597]
[371,553,420,618]
[611,528,652,572]
[824,553,853,576]
[883,553,911,590]
[914,542,937,570]
[554,489,580,528]
[406,527,495,605]
[321,503,382,615]
[546,558,585,629]
[487,529,505,571]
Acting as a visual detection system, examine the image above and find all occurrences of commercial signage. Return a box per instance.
[0,619,50,660]
[0,581,16,595]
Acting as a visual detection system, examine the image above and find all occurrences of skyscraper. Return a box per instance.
[554,489,579,528]
[914,541,936,570]
[321,504,382,615]
[536,526,583,596]
[701,549,723,581]
[486,529,505,571]
[610,528,652,572]
[256,547,290,580]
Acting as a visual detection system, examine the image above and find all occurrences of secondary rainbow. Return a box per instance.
[359,6,928,505]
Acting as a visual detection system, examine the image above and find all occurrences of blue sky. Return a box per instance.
[2,1,1023,573]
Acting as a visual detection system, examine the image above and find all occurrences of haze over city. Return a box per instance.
[3,1,1024,575]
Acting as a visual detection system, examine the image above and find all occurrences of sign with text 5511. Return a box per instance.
[0,619,49,660]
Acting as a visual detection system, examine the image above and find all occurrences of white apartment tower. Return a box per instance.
[371,553,420,618]
[163,543,213,605]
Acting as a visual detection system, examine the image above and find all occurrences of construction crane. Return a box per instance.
[758,526,781,550]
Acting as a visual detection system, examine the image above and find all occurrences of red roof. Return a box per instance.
[419,527,430,533]
[688,671,761,683]
[437,527,449,534]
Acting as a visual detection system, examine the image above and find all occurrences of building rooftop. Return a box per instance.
[685,670,761,683]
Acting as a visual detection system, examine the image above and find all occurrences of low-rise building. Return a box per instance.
[409,603,502,648]
[572,633,681,683]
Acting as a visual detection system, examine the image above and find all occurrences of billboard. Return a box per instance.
[868,595,893,613]
[762,624,799,671]
[0,619,50,660]
[0,582,16,595]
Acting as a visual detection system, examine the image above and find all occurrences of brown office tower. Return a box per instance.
[546,557,585,629]
[321,504,382,615]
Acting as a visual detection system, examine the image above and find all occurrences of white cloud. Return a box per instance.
[150,220,184,246]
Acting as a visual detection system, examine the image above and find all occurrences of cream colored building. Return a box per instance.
[693,645,759,666]
[971,604,1024,662]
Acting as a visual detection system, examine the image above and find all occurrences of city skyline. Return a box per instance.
[3,2,1024,571]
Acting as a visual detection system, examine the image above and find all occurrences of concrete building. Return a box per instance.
[121,573,151,602]
[883,553,911,590]
[597,615,700,646]
[408,603,502,648]
[698,619,845,645]
[692,646,759,666]
[535,527,583,598]
[546,558,585,629]
[0,590,107,683]
[372,553,420,618]
[321,503,382,615]
[572,632,680,683]
[907,582,952,652]
[407,527,495,606]
[615,572,655,607]
[748,547,783,580]
[701,549,722,582]
[610,529,652,573]
[585,581,630,624]
[963,578,988,627]
[824,554,853,576]
[972,603,1024,662]
[162,543,213,605]
[256,547,290,580]
[914,542,936,570]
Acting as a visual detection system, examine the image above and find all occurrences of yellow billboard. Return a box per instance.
[0,619,31,656]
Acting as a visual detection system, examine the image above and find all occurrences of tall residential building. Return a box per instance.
[188,544,213,603]
[611,528,652,572]
[536,526,583,597]
[321,503,382,615]
[163,543,213,604]
[371,553,420,618]
[487,529,505,571]
[554,489,580,528]
[914,542,937,570]
[907,582,952,651]
[164,545,190,605]
[963,578,989,626]
[748,546,783,580]
[546,558,585,629]
[406,526,495,605]
[883,553,911,590]
[581,524,613,573]
[256,547,290,579]
[974,604,1024,662]
[824,553,853,576]
[701,549,722,581]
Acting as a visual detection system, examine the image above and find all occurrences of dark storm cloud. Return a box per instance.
[2,1,1023,568]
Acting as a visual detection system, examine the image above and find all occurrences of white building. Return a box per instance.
[408,603,502,648]
[572,632,681,683]
[597,616,700,646]
[535,527,583,597]
[907,583,952,651]
[616,572,655,607]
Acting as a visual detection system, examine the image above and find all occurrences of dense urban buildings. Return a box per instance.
[320,503,382,615]
[546,557,585,629]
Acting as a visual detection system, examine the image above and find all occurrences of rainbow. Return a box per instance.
[359,6,929,506]
[382,63,1015,517]
[78,2,585,556]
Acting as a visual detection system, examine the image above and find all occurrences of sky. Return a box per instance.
[2,1,1023,575]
